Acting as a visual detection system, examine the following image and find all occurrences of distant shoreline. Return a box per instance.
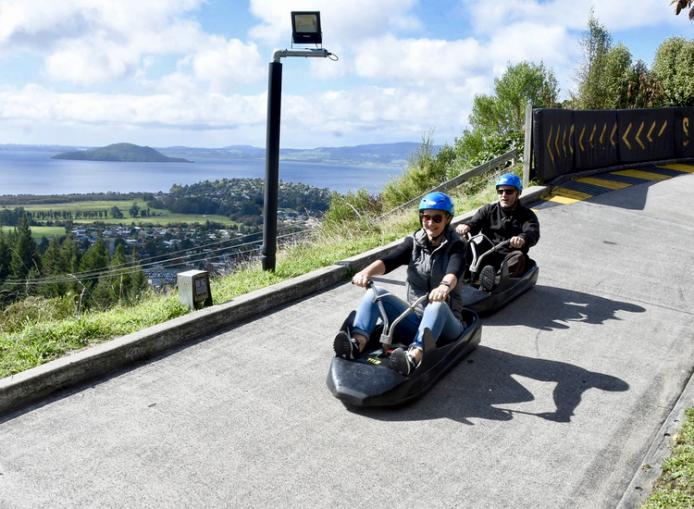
[0,144,407,196]
[1,140,426,168]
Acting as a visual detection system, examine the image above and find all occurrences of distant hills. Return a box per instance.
[159,142,431,167]
[2,141,435,167]
[52,143,191,163]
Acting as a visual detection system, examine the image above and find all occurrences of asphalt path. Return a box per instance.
[1,174,693,508]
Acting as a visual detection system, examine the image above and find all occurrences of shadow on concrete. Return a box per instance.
[487,284,646,331]
[588,177,650,211]
[356,345,629,425]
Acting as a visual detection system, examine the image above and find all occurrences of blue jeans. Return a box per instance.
[351,287,465,349]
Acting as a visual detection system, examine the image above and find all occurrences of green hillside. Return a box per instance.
[52,143,190,163]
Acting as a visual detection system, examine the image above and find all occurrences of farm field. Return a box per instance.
[18,200,152,212]
[1,225,65,239]
[11,200,236,226]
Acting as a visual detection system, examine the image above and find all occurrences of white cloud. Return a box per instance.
[0,84,266,129]
[279,84,478,145]
[461,0,687,34]
[0,0,202,48]
[353,35,483,83]
[0,2,90,49]
[0,0,266,90]
[486,23,574,67]
[44,38,140,85]
[485,22,579,98]
[0,81,477,147]
[591,0,684,29]
[343,26,576,101]
[189,37,265,92]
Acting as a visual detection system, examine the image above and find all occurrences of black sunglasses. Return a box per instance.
[420,213,446,224]
[497,188,516,195]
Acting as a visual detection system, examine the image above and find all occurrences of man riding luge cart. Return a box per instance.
[456,173,540,315]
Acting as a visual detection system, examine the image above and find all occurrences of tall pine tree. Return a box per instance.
[92,243,128,307]
[128,246,148,301]
[10,215,40,280]
[39,237,67,297]
[78,237,108,307]
[0,231,11,281]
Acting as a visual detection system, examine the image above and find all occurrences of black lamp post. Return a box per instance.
[261,12,332,271]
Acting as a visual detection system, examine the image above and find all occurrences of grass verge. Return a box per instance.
[642,407,694,508]
[0,294,188,377]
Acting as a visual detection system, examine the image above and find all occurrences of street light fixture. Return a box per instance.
[291,11,322,45]
[261,12,334,272]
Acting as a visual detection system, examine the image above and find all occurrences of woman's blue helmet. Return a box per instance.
[496,173,523,193]
[418,192,454,215]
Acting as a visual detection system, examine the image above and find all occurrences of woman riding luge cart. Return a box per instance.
[327,191,481,406]
[333,192,471,376]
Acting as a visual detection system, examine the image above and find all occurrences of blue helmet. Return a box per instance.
[496,173,523,193]
[418,192,454,215]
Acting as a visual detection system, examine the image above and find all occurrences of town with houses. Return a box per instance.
[66,211,318,289]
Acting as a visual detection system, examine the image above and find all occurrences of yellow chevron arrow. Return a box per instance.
[546,125,554,163]
[579,126,585,152]
[555,124,561,157]
[589,124,596,148]
[562,127,568,156]
[647,120,656,142]
[622,122,632,150]
[610,124,617,147]
[658,120,667,137]
[635,121,645,150]
[684,117,690,147]
[599,123,607,146]
[569,124,575,154]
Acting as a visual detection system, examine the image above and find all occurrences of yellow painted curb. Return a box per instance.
[548,187,592,205]
[575,176,631,190]
[659,163,694,174]
[611,169,670,181]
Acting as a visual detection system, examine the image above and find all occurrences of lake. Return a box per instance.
[0,147,404,196]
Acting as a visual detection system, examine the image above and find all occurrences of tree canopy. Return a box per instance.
[653,37,694,106]
[574,13,666,109]
[470,61,558,134]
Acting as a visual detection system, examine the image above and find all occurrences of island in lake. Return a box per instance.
[52,143,191,163]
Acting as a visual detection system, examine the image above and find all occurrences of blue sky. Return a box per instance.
[0,0,691,149]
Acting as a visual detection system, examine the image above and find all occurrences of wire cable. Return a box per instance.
[1,224,314,286]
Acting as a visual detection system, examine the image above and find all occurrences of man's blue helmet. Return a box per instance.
[418,192,454,215]
[496,173,523,193]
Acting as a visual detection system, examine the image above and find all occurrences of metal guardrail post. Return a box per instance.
[523,100,533,188]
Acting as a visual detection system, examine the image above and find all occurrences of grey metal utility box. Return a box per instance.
[177,270,213,310]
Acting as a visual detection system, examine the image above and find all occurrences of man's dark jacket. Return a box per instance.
[465,202,540,257]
